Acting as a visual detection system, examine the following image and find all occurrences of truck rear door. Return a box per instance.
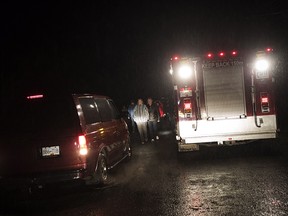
[202,59,246,119]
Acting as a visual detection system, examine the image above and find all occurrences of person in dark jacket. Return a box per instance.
[127,100,136,133]
[147,97,160,142]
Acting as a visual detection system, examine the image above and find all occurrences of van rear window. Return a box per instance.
[107,99,121,120]
[2,95,79,136]
[95,98,112,122]
[78,98,101,124]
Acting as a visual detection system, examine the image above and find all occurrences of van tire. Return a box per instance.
[95,153,108,185]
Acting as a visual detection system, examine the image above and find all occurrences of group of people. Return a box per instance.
[128,98,160,144]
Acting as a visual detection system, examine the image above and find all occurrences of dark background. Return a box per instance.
[1,1,288,124]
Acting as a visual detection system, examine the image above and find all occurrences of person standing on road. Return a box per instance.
[147,97,160,142]
[133,98,149,144]
[127,100,136,133]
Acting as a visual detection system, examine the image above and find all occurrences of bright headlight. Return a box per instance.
[178,65,192,79]
[255,59,269,71]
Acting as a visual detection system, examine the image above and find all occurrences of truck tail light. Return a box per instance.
[184,102,191,109]
[78,135,88,156]
[183,99,192,118]
[261,97,268,103]
[260,92,270,113]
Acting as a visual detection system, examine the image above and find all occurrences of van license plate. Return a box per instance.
[42,146,60,157]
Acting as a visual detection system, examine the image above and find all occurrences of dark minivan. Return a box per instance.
[0,93,131,190]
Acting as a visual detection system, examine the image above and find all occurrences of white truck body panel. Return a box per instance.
[179,115,277,144]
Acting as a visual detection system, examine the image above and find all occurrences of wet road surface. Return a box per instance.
[1,131,288,216]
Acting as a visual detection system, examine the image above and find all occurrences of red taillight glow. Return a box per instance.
[184,99,192,109]
[261,97,269,103]
[266,48,273,52]
[260,92,270,113]
[184,103,191,109]
[78,135,88,155]
[231,51,237,55]
[183,99,192,117]
[174,56,179,60]
[27,94,44,99]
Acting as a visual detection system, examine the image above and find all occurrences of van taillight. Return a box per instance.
[78,135,88,156]
[260,92,270,113]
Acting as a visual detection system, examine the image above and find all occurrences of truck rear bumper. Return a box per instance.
[178,133,278,152]
[177,115,277,152]
[183,131,277,144]
[178,132,277,152]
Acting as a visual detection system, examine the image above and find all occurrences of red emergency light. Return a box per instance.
[207,53,213,58]
[219,52,225,57]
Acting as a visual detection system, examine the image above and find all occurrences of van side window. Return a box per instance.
[79,98,101,124]
[95,98,112,122]
[108,99,121,120]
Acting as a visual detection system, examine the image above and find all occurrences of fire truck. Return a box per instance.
[170,48,278,152]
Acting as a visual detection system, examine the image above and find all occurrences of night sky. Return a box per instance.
[1,1,288,107]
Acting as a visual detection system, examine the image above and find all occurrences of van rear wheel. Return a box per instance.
[86,153,108,186]
[124,139,132,162]
[96,154,108,185]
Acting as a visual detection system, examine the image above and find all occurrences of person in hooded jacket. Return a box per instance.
[133,98,149,144]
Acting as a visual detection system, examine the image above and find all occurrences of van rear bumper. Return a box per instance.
[0,169,87,191]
